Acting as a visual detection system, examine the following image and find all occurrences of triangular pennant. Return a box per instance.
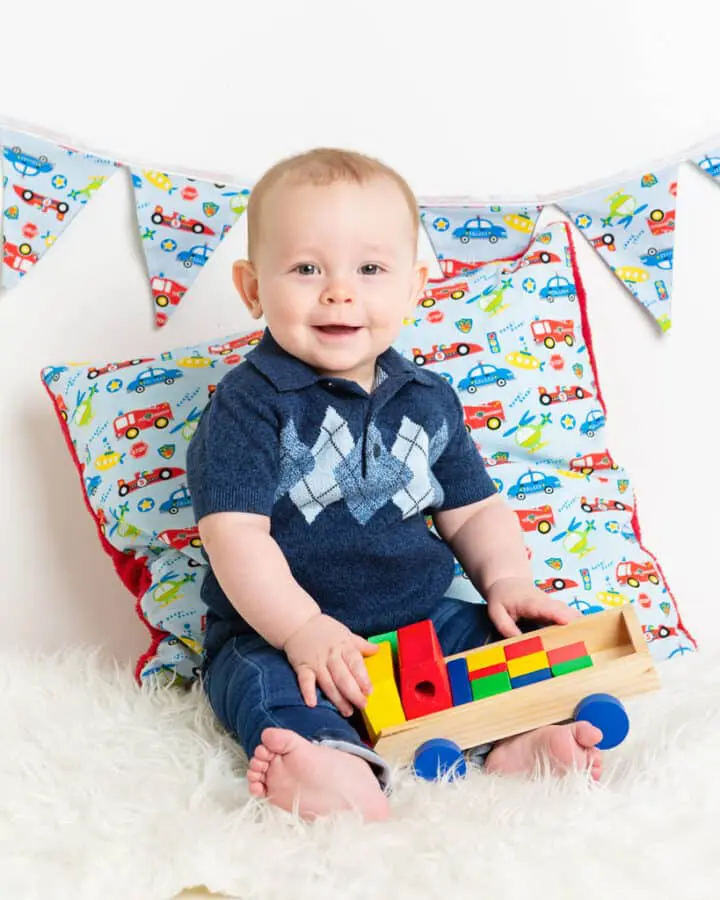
[1,128,120,290]
[556,166,678,333]
[130,169,250,326]
[420,205,544,271]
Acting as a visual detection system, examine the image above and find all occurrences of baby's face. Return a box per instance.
[234,177,428,390]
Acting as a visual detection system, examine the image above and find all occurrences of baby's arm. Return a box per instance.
[199,511,376,715]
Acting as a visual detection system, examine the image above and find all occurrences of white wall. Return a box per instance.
[1,0,718,666]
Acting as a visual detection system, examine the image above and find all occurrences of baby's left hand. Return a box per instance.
[485,576,582,638]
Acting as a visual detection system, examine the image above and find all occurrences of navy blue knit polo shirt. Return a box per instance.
[187,328,497,658]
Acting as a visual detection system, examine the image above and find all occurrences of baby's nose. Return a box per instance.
[320,289,353,304]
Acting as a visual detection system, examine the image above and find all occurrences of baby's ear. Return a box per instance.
[412,262,430,305]
[233,259,262,319]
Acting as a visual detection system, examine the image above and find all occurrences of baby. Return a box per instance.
[187,147,604,823]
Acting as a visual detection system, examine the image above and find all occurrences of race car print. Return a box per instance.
[643,624,677,643]
[590,233,616,252]
[580,496,633,514]
[538,384,592,406]
[463,401,506,432]
[117,466,185,497]
[87,357,154,380]
[535,576,579,593]
[151,205,216,236]
[13,185,69,221]
[208,331,264,355]
[412,342,483,366]
[517,249,562,268]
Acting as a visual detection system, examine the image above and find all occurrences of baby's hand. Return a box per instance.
[486,576,582,638]
[282,613,378,717]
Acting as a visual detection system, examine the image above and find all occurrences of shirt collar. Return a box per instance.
[246,328,436,393]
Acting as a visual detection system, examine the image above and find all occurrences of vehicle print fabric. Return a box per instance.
[1,128,120,289]
[129,169,250,326]
[42,220,695,685]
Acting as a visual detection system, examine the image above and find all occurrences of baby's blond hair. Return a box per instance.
[246,147,419,261]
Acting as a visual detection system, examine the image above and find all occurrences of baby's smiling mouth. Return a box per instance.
[314,324,361,335]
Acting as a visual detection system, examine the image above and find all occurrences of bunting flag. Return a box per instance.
[554,165,678,333]
[129,169,250,326]
[1,127,120,289]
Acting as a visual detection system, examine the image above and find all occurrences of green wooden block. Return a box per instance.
[369,630,398,661]
[551,655,593,677]
[471,671,512,700]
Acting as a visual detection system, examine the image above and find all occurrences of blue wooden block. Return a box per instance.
[510,667,553,689]
[447,657,473,706]
[574,693,630,749]
[413,738,467,781]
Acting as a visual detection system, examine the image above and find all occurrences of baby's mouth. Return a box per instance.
[314,325,361,334]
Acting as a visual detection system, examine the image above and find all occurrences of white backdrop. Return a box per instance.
[1,0,718,667]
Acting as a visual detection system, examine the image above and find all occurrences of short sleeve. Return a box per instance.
[430,383,498,511]
[186,377,280,521]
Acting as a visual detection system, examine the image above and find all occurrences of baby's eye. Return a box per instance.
[293,264,318,275]
[360,264,384,275]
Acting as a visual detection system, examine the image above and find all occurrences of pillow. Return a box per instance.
[42,219,695,686]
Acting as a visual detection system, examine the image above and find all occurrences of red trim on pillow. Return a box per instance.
[564,221,697,651]
[41,373,167,684]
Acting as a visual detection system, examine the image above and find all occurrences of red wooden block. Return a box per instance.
[547,641,589,667]
[503,635,544,661]
[469,661,508,679]
[397,620,453,720]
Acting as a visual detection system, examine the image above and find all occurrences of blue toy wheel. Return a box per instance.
[574,692,630,750]
[412,738,467,781]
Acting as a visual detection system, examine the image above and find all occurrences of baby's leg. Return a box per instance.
[202,635,390,821]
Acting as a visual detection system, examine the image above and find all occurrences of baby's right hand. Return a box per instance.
[282,613,378,717]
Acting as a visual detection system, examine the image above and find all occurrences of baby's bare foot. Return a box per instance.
[485,721,604,781]
[246,727,390,822]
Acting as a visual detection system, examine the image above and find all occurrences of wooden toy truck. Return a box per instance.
[363,605,660,777]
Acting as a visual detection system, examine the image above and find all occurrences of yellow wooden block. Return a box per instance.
[361,641,406,743]
[466,644,505,672]
[507,650,550,679]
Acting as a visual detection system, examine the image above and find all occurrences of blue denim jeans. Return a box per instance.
[201,598,502,789]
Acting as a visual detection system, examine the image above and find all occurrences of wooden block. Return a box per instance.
[471,671,512,700]
[503,635,545,661]
[397,620,453,720]
[510,668,552,689]
[551,655,593,677]
[547,641,588,667]
[465,645,505,671]
[507,650,550,679]
[469,661,508,680]
[360,641,406,743]
[369,629,399,662]
[446,657,473,706]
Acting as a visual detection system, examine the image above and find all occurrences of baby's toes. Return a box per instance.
[248,756,270,774]
[254,744,275,763]
[246,768,265,783]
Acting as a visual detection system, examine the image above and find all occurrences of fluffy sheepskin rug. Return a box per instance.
[2,637,719,900]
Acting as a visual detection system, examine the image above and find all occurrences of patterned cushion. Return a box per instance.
[41,218,695,685]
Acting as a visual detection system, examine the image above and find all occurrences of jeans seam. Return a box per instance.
[229,640,286,732]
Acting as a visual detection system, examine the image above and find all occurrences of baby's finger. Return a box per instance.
[316,667,354,717]
[352,634,379,657]
[296,666,318,708]
[343,646,372,695]
[327,654,367,711]
[489,603,522,638]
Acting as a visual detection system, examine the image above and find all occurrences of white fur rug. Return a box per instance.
[3,637,720,900]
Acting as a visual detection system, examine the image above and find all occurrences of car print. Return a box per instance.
[569,451,618,475]
[616,561,660,588]
[463,401,505,432]
[518,249,562,268]
[432,258,487,280]
[530,319,576,349]
[412,342,482,366]
[54,394,69,422]
[639,247,673,270]
[538,384,592,406]
[176,244,213,268]
[42,365,68,384]
[151,205,216,235]
[113,402,173,440]
[2,145,54,177]
[580,408,606,437]
[642,624,677,643]
[580,496,633,514]
[160,485,193,515]
[508,469,562,501]
[208,332,264,355]
[2,237,37,274]
[418,281,471,308]
[515,505,555,534]
[483,450,510,468]
[590,233,616,252]
[156,526,203,550]
[151,277,188,309]
[87,357,154,380]
[13,185,69,220]
[452,217,507,244]
[127,367,184,393]
[117,466,185,497]
[647,208,675,236]
[535,576,579,593]
[539,275,576,302]
[458,362,515,393]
